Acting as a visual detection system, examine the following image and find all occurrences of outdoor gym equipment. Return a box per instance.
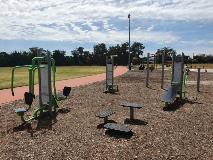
[161,53,188,106]
[11,52,71,124]
[145,53,155,87]
[146,53,150,87]
[104,55,118,93]
[161,50,165,89]
[96,108,115,124]
[197,68,201,92]
[120,102,143,121]
[96,107,132,134]
[104,123,132,133]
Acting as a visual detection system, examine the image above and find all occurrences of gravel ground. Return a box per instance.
[0,69,213,160]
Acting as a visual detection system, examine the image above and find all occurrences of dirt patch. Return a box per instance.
[0,70,213,160]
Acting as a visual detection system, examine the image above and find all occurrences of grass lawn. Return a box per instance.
[0,66,105,90]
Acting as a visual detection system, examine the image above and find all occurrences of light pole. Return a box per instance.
[128,14,131,70]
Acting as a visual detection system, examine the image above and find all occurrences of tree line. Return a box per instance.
[154,48,213,64]
[0,42,144,67]
[0,43,212,67]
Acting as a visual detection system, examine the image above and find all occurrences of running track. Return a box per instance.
[0,66,128,105]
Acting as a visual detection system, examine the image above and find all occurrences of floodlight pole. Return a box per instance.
[128,14,131,70]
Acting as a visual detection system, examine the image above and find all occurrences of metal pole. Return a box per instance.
[47,52,52,113]
[171,53,175,82]
[128,14,131,70]
[161,50,165,89]
[146,53,150,87]
[130,108,134,120]
[197,68,201,92]
[112,56,114,87]
[180,52,184,99]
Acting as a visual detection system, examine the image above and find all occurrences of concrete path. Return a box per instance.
[190,69,213,73]
[187,81,213,85]
[0,66,128,105]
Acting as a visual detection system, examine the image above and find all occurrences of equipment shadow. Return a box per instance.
[104,92,120,95]
[124,118,148,126]
[36,108,71,131]
[163,98,203,112]
[146,86,158,90]
[12,108,70,135]
[105,129,133,139]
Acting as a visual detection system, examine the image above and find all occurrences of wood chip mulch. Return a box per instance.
[0,69,212,160]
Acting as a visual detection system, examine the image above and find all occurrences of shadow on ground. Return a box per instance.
[124,118,148,126]
[163,98,203,111]
[12,108,71,135]
[105,129,133,139]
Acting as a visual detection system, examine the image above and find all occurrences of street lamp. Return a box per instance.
[128,13,131,70]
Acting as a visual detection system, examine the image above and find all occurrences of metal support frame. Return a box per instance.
[171,53,175,82]
[161,50,165,89]
[146,53,150,87]
[161,52,188,105]
[104,117,108,123]
[11,51,70,124]
[128,14,131,70]
[130,108,134,120]
[105,55,118,93]
[197,68,201,92]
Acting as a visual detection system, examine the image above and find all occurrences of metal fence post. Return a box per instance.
[197,68,201,92]
[161,51,165,89]
[146,53,150,87]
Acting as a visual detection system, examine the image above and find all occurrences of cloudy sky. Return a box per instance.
[0,0,213,56]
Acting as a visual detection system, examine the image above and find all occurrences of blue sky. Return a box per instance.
[0,0,213,56]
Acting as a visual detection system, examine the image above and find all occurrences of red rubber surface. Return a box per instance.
[0,66,128,105]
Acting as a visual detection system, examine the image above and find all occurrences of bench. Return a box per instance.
[104,123,131,133]
[95,108,114,123]
[120,102,143,120]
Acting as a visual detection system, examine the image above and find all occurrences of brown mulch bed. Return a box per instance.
[0,70,213,160]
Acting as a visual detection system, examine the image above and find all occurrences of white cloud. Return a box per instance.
[146,25,154,32]
[180,48,213,56]
[0,0,212,44]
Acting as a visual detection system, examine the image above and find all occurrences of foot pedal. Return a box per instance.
[104,123,131,133]
[15,108,27,116]
[15,108,27,113]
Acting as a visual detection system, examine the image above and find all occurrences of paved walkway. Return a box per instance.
[190,69,213,73]
[0,66,128,105]
[187,81,213,85]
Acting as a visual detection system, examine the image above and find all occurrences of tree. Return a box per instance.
[155,47,176,63]
[93,43,107,65]
[130,42,145,65]
[0,52,9,67]
[120,42,129,65]
[53,50,66,66]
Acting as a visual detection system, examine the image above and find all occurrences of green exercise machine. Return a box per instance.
[104,55,118,93]
[161,53,189,106]
[11,52,71,124]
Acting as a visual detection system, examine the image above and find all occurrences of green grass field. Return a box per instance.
[0,66,105,90]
